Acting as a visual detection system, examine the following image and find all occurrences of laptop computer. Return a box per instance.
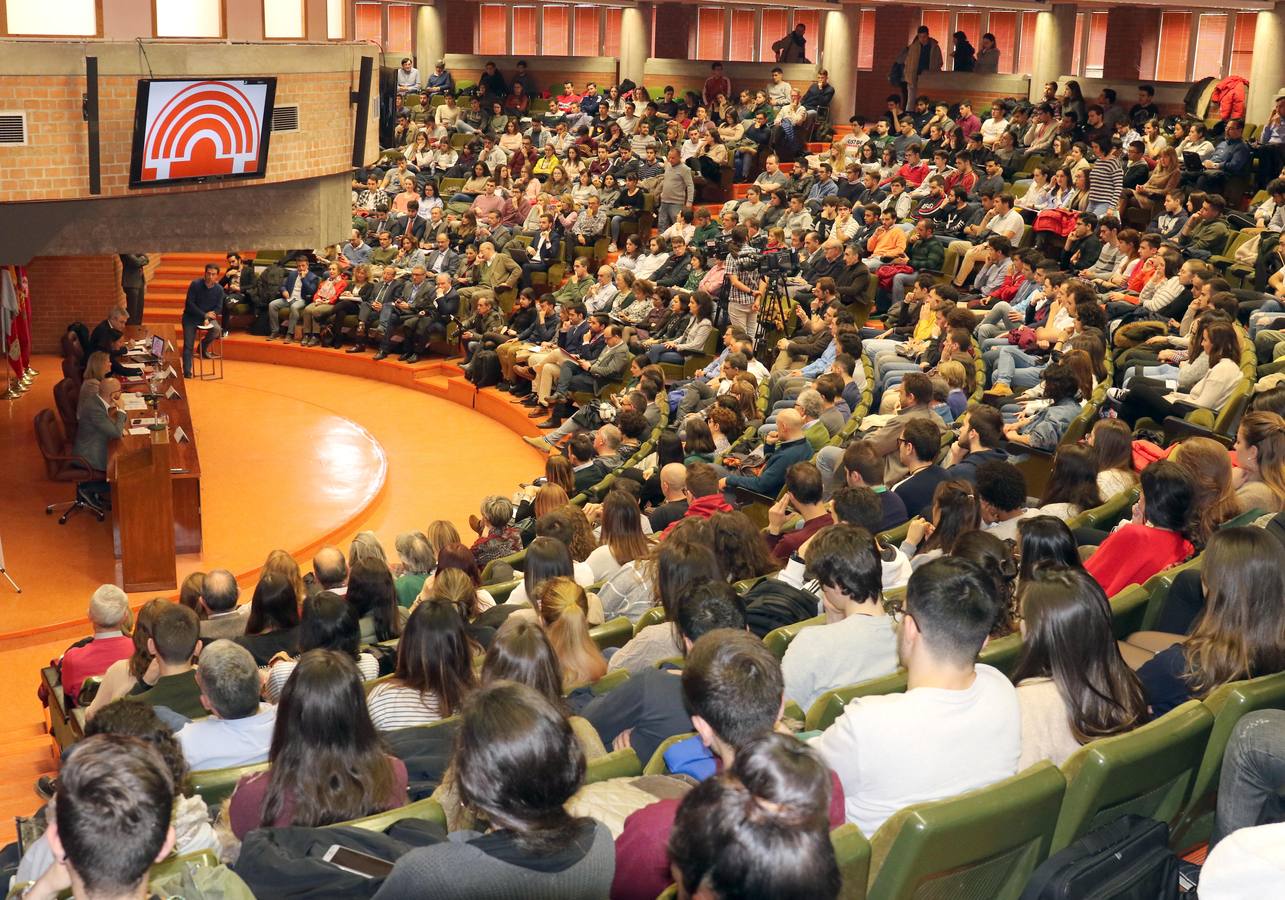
[1182,151,1203,171]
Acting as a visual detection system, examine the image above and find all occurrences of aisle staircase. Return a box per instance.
[141,252,230,327]
[0,721,57,843]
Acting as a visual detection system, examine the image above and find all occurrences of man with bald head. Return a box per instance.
[198,569,247,640]
[648,463,690,533]
[721,407,814,498]
[309,546,348,597]
[458,241,521,313]
[72,378,125,509]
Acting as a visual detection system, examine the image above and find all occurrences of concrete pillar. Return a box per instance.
[820,7,859,125]
[1029,3,1077,103]
[416,3,445,76]
[619,3,651,87]
[1246,2,1285,126]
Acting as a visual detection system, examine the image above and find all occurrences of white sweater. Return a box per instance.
[1173,356,1242,409]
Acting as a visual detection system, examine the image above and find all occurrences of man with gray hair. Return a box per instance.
[176,640,277,771]
[198,569,246,641]
[60,585,133,704]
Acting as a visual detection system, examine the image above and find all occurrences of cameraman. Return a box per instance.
[724,226,761,336]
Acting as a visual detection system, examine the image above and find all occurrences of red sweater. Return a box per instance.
[661,494,733,537]
[1084,523,1193,597]
[61,634,133,702]
[611,769,846,900]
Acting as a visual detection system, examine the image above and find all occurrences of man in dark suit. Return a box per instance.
[119,253,149,325]
[375,266,432,361]
[267,257,319,342]
[421,232,459,277]
[516,215,561,287]
[182,264,224,378]
[568,433,605,494]
[403,272,460,363]
[88,307,142,378]
[72,377,125,502]
[347,266,407,353]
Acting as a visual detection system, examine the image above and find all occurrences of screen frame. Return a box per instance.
[128,77,278,190]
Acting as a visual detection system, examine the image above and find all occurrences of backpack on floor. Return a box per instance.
[466,349,501,388]
[1019,815,1180,900]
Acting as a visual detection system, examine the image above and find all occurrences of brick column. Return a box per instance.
[1102,8,1161,81]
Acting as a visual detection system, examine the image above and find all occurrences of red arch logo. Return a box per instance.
[141,81,264,182]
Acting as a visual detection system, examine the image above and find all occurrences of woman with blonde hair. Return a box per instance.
[425,520,461,556]
[515,483,570,547]
[1171,436,1242,545]
[1233,411,1285,513]
[79,351,112,404]
[536,577,608,690]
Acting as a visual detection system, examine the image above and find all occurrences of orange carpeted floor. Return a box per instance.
[0,353,541,837]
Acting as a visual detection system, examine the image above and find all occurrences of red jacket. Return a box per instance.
[988,270,1027,303]
[1211,76,1248,122]
[1085,523,1192,597]
[661,493,732,536]
[61,634,133,702]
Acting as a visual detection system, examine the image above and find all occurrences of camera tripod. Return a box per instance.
[753,270,793,349]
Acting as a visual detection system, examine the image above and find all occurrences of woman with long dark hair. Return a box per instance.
[1134,528,1285,716]
[1011,568,1148,767]
[367,601,476,730]
[1234,411,1285,513]
[235,573,302,665]
[264,591,380,701]
[1171,436,1243,546]
[1085,460,1196,596]
[1016,516,1084,586]
[1089,418,1138,499]
[376,682,613,896]
[229,650,407,838]
[952,530,1019,637]
[1115,320,1245,428]
[85,599,164,720]
[347,557,407,644]
[901,479,981,567]
[1039,444,1104,521]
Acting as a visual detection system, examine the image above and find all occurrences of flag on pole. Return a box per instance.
[14,266,31,373]
[0,267,19,379]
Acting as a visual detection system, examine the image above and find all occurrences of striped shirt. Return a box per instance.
[265,652,380,703]
[366,682,445,731]
[1087,156,1124,208]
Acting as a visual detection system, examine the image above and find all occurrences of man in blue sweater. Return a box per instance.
[182,264,224,378]
[721,408,814,500]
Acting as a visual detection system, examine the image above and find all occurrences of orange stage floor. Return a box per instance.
[0,345,543,832]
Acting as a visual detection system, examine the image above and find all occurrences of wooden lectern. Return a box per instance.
[111,436,177,592]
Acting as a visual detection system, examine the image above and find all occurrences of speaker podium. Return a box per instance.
[111,438,177,593]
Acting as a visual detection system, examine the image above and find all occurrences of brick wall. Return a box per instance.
[0,70,361,203]
[652,2,695,60]
[25,256,122,353]
[1104,9,1162,81]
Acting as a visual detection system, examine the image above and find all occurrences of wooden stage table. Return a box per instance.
[108,326,202,592]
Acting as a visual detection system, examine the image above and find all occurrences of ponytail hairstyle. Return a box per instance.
[951,530,1018,636]
[668,733,841,900]
[1237,411,1285,508]
[920,480,981,555]
[535,577,607,689]
[1090,419,1136,488]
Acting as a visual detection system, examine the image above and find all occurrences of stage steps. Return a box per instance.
[142,252,246,327]
[0,720,57,844]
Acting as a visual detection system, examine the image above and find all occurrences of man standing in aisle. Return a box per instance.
[182,263,223,379]
[119,253,149,325]
[658,148,694,234]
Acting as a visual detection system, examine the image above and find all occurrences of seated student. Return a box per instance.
[764,462,832,561]
[899,479,982,568]
[812,557,1020,836]
[367,601,475,731]
[195,569,247,641]
[132,604,205,721]
[721,408,814,500]
[1085,460,1197,596]
[613,629,846,900]
[976,459,1040,541]
[1130,528,1285,717]
[943,406,1009,483]
[382,686,617,899]
[669,735,842,900]
[229,650,408,839]
[1206,709,1285,853]
[832,441,909,529]
[1038,444,1104,521]
[15,731,215,900]
[235,573,301,663]
[263,592,382,703]
[584,580,744,765]
[782,525,898,712]
[176,640,277,771]
[535,577,608,691]
[889,417,949,519]
[59,585,134,706]
[1002,362,1084,452]
[347,557,408,644]
[1010,568,1147,769]
[1233,411,1285,514]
